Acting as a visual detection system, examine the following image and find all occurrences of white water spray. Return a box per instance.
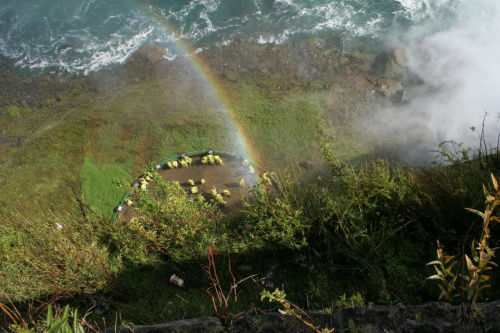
[365,0,500,163]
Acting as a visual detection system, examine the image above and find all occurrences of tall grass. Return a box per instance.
[0,208,114,302]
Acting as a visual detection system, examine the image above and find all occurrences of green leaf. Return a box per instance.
[47,320,66,333]
[438,290,448,300]
[483,184,490,199]
[475,284,491,293]
[73,308,80,333]
[443,255,456,264]
[427,274,443,280]
[465,254,475,271]
[465,208,485,218]
[447,261,458,274]
[479,275,490,282]
[46,305,54,327]
[492,173,498,191]
[426,260,441,266]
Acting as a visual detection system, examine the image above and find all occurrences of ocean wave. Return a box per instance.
[0,0,484,76]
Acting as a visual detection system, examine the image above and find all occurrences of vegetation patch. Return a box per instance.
[1,43,500,332]
[230,82,327,167]
[6,106,22,118]
[78,157,133,217]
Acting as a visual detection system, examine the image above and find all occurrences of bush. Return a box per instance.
[239,178,309,251]
[109,171,228,262]
[6,106,22,118]
[3,141,499,324]
[0,209,114,302]
[292,147,428,301]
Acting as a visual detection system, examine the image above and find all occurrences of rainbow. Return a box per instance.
[131,1,261,165]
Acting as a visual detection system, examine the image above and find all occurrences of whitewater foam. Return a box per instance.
[365,0,500,161]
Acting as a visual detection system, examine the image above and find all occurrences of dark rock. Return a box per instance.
[371,47,411,80]
[126,45,167,66]
[391,88,405,104]
[233,313,287,333]
[400,322,443,333]
[487,324,500,333]
[104,317,222,333]
[299,161,314,170]
[104,301,500,333]
[233,33,249,45]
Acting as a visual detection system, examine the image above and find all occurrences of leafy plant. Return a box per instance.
[426,240,458,302]
[261,288,334,333]
[240,174,309,251]
[6,106,22,118]
[45,305,86,333]
[334,293,366,311]
[0,209,113,302]
[116,170,227,262]
[348,319,367,333]
[427,173,500,323]
[1,300,92,333]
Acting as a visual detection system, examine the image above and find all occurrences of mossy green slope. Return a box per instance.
[0,60,376,214]
[78,158,133,217]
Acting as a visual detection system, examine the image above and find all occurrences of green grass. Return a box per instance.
[0,68,378,213]
[78,157,133,217]
[6,106,22,118]
[230,82,327,167]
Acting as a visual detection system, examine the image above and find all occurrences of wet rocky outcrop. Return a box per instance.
[369,47,424,103]
[197,37,423,106]
[104,317,222,333]
[371,47,411,80]
[0,37,420,114]
[106,301,500,333]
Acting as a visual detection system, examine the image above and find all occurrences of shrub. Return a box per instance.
[427,173,500,324]
[112,171,227,262]
[0,209,114,302]
[294,144,428,301]
[6,106,22,118]
[239,177,309,251]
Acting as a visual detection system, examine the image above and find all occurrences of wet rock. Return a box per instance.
[233,33,249,45]
[371,47,411,81]
[127,45,167,66]
[104,317,222,333]
[391,88,405,104]
[299,161,314,170]
[103,301,500,333]
[399,322,443,333]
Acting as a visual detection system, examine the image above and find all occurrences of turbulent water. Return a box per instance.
[0,0,484,76]
[0,0,499,152]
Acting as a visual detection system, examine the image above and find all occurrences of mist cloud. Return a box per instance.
[366,0,500,163]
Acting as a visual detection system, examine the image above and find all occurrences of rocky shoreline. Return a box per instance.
[0,35,417,114]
